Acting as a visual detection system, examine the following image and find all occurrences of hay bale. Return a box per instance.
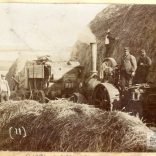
[0,99,152,151]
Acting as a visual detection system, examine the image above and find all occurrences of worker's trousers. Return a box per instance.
[105,44,111,57]
[135,67,149,84]
[120,70,133,90]
[1,91,9,102]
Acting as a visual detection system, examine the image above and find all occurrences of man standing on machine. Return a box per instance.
[44,63,51,88]
[104,29,118,57]
[135,49,152,83]
[120,47,137,90]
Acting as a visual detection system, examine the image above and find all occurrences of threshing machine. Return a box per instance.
[12,55,84,103]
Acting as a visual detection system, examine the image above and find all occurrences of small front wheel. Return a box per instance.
[69,93,87,104]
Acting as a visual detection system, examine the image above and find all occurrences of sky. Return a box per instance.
[0,3,107,61]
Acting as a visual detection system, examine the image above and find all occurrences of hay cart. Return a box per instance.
[26,63,49,103]
[71,43,156,122]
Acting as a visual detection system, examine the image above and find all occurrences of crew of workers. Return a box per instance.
[0,29,152,102]
[0,49,152,102]
[104,29,152,90]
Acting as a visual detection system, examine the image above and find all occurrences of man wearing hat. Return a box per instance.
[44,63,51,88]
[0,74,10,102]
[120,47,137,90]
[104,29,117,57]
[135,49,152,83]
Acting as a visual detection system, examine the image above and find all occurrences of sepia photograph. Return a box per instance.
[0,2,156,154]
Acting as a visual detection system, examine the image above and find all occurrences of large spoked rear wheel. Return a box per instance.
[92,84,111,110]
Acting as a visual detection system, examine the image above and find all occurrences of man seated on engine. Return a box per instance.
[100,61,114,83]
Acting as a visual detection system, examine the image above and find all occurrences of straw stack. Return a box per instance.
[0,99,152,152]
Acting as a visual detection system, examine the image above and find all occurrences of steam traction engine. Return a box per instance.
[71,43,156,123]
[70,43,120,110]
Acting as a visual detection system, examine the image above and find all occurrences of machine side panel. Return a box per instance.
[28,65,44,79]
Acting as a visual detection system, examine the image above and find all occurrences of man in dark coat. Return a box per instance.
[135,49,152,83]
[120,47,137,90]
[104,29,116,57]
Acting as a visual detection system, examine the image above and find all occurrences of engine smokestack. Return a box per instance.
[90,42,97,75]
